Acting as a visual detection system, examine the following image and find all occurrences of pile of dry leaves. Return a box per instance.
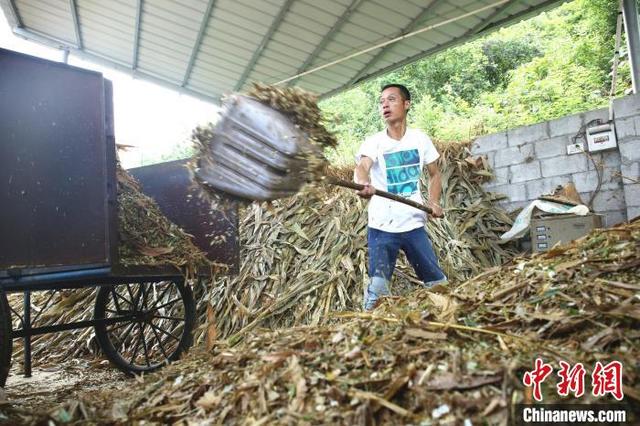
[7,219,637,425]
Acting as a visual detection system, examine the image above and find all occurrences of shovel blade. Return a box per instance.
[194,95,317,201]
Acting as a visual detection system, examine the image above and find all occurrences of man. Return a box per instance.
[354,83,447,310]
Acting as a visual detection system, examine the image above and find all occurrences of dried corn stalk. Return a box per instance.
[20,220,639,425]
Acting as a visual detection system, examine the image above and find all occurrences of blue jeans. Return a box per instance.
[364,226,447,310]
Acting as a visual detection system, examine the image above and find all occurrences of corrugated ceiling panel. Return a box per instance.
[141,17,197,51]
[144,0,202,28]
[16,2,75,43]
[295,74,335,93]
[317,39,372,65]
[3,0,569,102]
[216,0,280,28]
[370,0,420,19]
[263,38,312,63]
[137,51,187,82]
[192,52,246,76]
[197,44,252,70]
[358,2,412,28]
[277,21,325,47]
[204,22,265,49]
[191,62,242,85]
[82,34,132,64]
[284,9,332,35]
[289,2,338,28]
[189,69,237,89]
[78,12,134,40]
[18,0,69,22]
[83,0,136,18]
[348,11,400,36]
[187,76,230,96]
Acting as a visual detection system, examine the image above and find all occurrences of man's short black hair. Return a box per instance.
[381,83,411,101]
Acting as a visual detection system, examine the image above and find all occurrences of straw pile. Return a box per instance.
[8,143,516,369]
[7,165,216,368]
[116,163,212,272]
[14,219,638,425]
[204,142,517,344]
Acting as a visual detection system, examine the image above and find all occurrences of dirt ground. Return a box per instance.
[0,357,131,424]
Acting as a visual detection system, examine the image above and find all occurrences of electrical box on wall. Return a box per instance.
[586,122,617,152]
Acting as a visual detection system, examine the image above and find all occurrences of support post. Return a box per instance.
[23,290,31,378]
[623,0,640,93]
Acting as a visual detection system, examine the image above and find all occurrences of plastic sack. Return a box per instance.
[500,200,589,241]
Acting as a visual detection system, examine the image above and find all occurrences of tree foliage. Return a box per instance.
[321,0,629,166]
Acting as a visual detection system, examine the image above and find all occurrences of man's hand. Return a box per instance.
[354,156,374,199]
[357,182,376,199]
[428,201,444,218]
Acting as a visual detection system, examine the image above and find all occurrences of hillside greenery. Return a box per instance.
[321,0,629,166]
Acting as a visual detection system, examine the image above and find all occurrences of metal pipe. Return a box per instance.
[11,314,138,338]
[1,267,110,289]
[23,290,31,378]
[623,0,640,93]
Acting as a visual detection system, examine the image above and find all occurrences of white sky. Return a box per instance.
[0,8,219,169]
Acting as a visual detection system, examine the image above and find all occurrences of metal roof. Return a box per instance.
[1,0,566,103]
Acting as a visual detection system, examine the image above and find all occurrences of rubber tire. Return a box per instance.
[93,280,195,375]
[0,290,13,387]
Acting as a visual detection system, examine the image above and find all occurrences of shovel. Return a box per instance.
[193,95,434,215]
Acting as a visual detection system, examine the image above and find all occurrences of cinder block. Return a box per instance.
[498,200,531,213]
[541,155,588,177]
[587,150,620,171]
[494,144,535,168]
[602,210,627,227]
[613,94,640,119]
[623,183,640,207]
[618,139,640,163]
[575,163,622,192]
[490,183,528,202]
[484,151,496,169]
[535,136,571,159]
[592,189,627,212]
[615,117,636,140]
[620,161,639,181]
[549,113,583,137]
[491,166,510,186]
[582,108,608,127]
[472,132,508,154]
[510,161,542,183]
[628,206,640,221]
[525,176,570,199]
[507,122,549,146]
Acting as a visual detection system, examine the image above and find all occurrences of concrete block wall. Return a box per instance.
[471,94,640,227]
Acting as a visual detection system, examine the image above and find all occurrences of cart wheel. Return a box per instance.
[0,290,12,387]
[94,279,195,375]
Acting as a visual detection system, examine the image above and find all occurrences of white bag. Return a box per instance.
[500,200,589,241]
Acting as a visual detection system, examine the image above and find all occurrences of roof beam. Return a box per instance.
[470,0,520,34]
[132,0,143,70]
[324,0,566,98]
[3,0,23,28]
[234,0,295,91]
[69,0,82,49]
[182,0,217,87]
[346,0,448,87]
[287,0,364,86]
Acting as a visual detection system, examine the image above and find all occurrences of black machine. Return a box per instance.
[0,48,239,386]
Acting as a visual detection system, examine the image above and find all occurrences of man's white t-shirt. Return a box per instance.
[356,128,440,233]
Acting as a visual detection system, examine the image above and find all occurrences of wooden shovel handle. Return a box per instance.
[326,177,435,216]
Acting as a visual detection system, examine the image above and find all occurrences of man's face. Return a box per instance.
[379,87,409,124]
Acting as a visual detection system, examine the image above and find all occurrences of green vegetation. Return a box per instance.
[321,0,629,166]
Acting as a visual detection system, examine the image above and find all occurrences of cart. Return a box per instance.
[0,48,239,386]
